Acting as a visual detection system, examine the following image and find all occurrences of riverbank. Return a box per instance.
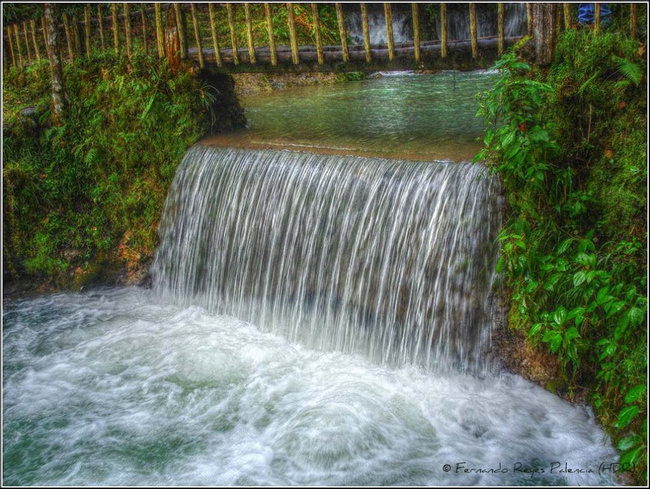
[477,30,646,483]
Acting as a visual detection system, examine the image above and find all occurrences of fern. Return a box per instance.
[612,55,642,87]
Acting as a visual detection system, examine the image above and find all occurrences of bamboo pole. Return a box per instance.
[563,3,571,30]
[98,5,105,52]
[469,3,477,59]
[310,4,323,64]
[155,3,164,58]
[441,3,447,58]
[497,3,504,56]
[384,3,394,61]
[555,3,562,32]
[84,6,91,57]
[287,3,300,64]
[62,12,74,62]
[30,19,40,62]
[335,3,349,62]
[141,4,148,53]
[411,3,420,63]
[209,4,223,66]
[630,4,637,39]
[594,3,600,35]
[244,3,256,64]
[72,15,82,56]
[263,4,277,65]
[527,3,533,36]
[124,4,132,57]
[6,25,16,67]
[190,3,204,67]
[41,16,50,59]
[226,3,239,65]
[173,3,187,59]
[14,25,24,67]
[360,4,371,62]
[112,4,119,54]
[22,22,32,63]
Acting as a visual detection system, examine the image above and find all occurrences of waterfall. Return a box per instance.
[153,146,502,375]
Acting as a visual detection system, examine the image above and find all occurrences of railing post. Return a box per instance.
[469,3,477,59]
[563,3,571,30]
[111,4,120,54]
[62,12,74,62]
[244,3,256,64]
[361,4,371,62]
[141,4,148,53]
[84,6,92,57]
[6,25,16,67]
[31,19,41,62]
[440,3,447,59]
[190,3,204,67]
[72,14,82,56]
[498,3,504,56]
[164,7,181,73]
[16,24,25,67]
[124,3,132,58]
[226,4,239,65]
[209,4,223,66]
[173,3,187,59]
[630,4,637,39]
[527,3,533,36]
[384,3,394,61]
[411,3,420,63]
[310,4,323,64]
[155,3,164,58]
[287,3,300,64]
[22,22,33,63]
[98,5,105,52]
[335,3,349,62]
[594,3,600,35]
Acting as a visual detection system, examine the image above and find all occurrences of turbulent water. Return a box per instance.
[4,289,618,485]
[153,147,502,375]
[3,71,620,486]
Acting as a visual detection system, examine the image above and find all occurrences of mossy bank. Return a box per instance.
[3,53,246,294]
[477,30,646,483]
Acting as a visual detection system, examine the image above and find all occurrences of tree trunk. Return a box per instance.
[43,4,66,124]
[532,3,556,66]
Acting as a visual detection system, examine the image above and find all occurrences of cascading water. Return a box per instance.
[153,147,502,375]
[3,71,620,486]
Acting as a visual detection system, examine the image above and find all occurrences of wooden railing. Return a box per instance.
[3,3,640,72]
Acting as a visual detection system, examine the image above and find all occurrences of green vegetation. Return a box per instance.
[476,31,647,482]
[3,52,244,287]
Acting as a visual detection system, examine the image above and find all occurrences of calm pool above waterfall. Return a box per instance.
[3,72,619,486]
[204,70,492,161]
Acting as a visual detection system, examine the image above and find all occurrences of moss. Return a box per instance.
[2,53,245,289]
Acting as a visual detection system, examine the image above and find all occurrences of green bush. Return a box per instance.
[3,53,243,286]
[476,30,647,483]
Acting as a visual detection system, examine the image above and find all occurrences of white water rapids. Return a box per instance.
[4,288,618,485]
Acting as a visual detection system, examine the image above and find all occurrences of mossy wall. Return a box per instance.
[3,53,245,291]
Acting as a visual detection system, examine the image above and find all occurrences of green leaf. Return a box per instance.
[565,327,580,341]
[554,306,567,326]
[557,238,573,255]
[550,334,562,353]
[617,436,640,452]
[573,271,586,287]
[627,307,644,325]
[619,445,645,467]
[529,323,542,337]
[615,405,640,428]
[624,385,646,404]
